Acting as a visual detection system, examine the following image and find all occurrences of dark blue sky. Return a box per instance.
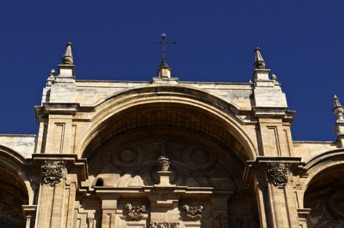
[0,1,343,141]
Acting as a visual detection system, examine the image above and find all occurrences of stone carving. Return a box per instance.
[182,205,204,221]
[41,160,66,186]
[267,163,289,187]
[125,203,146,221]
[158,156,170,171]
[150,222,179,228]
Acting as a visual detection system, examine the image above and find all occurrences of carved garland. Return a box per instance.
[182,205,204,221]
[150,222,179,228]
[267,163,289,187]
[125,203,146,221]
[41,160,66,186]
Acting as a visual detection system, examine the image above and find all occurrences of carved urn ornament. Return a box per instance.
[125,203,146,221]
[267,163,289,187]
[158,156,170,171]
[41,160,66,186]
[182,205,204,221]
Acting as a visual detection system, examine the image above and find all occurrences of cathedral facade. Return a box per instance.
[0,42,343,228]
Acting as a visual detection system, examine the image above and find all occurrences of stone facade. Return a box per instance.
[0,43,343,227]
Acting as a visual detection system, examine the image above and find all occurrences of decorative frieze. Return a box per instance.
[125,203,146,221]
[182,205,204,221]
[41,160,66,186]
[267,163,289,187]
[150,222,179,228]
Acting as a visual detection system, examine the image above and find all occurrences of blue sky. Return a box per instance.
[0,1,343,141]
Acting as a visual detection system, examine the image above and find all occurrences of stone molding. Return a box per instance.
[41,160,66,186]
[150,222,179,228]
[125,203,146,221]
[182,205,204,221]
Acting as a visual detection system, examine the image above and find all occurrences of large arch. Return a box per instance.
[78,85,257,162]
[75,85,260,226]
[301,149,344,227]
[0,146,30,227]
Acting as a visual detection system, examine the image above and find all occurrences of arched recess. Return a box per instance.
[0,146,30,227]
[78,86,260,226]
[301,150,344,227]
[79,85,257,162]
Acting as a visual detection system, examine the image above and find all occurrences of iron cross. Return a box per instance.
[151,33,177,61]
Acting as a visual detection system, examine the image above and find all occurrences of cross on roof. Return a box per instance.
[151,33,177,63]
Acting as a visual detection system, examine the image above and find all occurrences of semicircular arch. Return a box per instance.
[78,85,257,162]
[0,146,31,226]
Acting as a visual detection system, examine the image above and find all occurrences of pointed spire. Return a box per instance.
[333,95,344,147]
[334,95,342,108]
[254,47,266,69]
[62,42,73,65]
[333,95,344,121]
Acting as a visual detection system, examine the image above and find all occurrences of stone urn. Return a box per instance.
[158,156,170,171]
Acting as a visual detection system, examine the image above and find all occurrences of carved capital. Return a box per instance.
[150,222,179,228]
[125,203,146,221]
[267,163,289,187]
[182,205,204,221]
[41,160,66,186]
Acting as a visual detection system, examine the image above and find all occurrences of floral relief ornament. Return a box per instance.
[125,203,146,221]
[267,163,290,187]
[150,222,179,228]
[41,160,66,186]
[182,205,204,221]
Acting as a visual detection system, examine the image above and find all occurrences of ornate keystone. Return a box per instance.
[150,222,179,228]
[41,160,66,186]
[125,203,146,221]
[158,156,170,171]
[267,163,289,187]
[182,205,204,221]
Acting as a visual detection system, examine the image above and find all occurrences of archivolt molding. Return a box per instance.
[300,149,344,191]
[77,86,257,161]
[0,146,33,204]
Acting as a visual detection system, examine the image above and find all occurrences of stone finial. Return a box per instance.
[254,47,266,69]
[50,69,56,76]
[62,42,73,65]
[333,95,344,121]
[158,156,170,171]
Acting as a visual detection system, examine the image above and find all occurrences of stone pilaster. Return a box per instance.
[244,157,302,228]
[33,155,88,228]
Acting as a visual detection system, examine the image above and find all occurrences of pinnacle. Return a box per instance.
[61,42,73,65]
[254,47,266,69]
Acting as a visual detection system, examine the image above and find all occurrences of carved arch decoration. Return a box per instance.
[78,85,257,162]
[300,149,344,228]
[0,146,31,227]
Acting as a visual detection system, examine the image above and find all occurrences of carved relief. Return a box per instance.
[125,203,146,221]
[93,138,236,188]
[182,205,204,221]
[41,160,66,186]
[150,222,179,228]
[267,163,289,187]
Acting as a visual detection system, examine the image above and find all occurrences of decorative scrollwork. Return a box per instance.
[41,160,66,186]
[267,163,289,187]
[182,205,204,221]
[150,222,179,228]
[125,203,146,221]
